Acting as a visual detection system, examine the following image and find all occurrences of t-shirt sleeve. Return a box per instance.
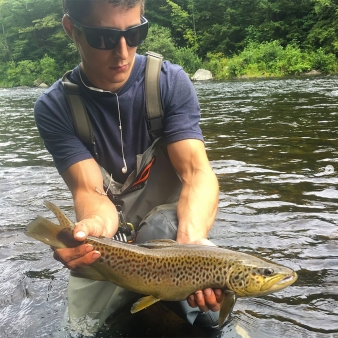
[161,63,204,144]
[34,85,93,174]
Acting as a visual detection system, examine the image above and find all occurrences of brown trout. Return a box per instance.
[25,201,298,328]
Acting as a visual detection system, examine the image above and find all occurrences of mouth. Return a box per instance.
[110,64,128,71]
[276,272,298,285]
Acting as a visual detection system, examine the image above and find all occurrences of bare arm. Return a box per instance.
[54,158,119,269]
[167,139,219,243]
[167,139,222,312]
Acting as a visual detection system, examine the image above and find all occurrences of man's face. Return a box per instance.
[75,3,142,92]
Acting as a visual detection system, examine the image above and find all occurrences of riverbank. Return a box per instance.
[203,41,338,80]
[1,41,337,88]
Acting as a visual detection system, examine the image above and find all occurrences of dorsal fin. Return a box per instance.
[137,239,178,249]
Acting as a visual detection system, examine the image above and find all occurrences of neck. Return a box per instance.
[80,56,135,93]
[79,69,110,93]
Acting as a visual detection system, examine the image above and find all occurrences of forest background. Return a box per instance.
[0,0,338,87]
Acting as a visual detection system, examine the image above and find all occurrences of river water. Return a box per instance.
[0,76,337,338]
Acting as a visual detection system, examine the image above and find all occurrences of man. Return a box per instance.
[34,0,221,335]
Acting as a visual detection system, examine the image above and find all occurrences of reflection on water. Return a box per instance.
[0,77,338,337]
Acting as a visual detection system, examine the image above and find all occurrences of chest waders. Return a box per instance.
[62,52,182,243]
[62,53,219,333]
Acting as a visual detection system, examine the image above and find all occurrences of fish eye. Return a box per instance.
[264,268,274,276]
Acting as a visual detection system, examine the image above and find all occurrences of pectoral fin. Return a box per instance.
[130,295,161,313]
[219,290,237,328]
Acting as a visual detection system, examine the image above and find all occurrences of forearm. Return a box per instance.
[176,166,219,244]
[62,158,119,238]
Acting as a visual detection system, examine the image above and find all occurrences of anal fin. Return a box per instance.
[131,295,161,313]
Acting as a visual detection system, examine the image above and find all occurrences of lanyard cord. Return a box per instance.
[79,69,128,174]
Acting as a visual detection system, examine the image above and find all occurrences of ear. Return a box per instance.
[62,15,78,42]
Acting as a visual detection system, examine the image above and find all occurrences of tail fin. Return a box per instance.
[25,216,69,248]
[25,201,79,248]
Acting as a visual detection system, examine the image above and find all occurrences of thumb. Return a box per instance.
[73,221,89,241]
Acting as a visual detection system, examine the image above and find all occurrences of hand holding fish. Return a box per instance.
[177,238,223,312]
[52,215,115,270]
[188,288,223,312]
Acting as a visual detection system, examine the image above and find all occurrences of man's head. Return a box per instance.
[62,0,147,92]
[63,0,145,21]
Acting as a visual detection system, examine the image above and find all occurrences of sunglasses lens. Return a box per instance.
[85,29,120,49]
[125,24,148,47]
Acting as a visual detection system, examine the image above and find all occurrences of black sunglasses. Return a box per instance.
[68,15,148,50]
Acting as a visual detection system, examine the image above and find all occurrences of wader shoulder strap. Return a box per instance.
[61,71,99,159]
[61,51,163,159]
[145,51,164,140]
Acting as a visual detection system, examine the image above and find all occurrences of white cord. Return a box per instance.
[78,68,127,174]
[115,93,127,174]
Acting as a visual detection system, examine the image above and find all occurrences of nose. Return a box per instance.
[114,35,129,59]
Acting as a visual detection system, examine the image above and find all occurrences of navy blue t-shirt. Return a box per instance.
[34,54,203,183]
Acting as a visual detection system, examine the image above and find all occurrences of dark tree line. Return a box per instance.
[0,0,337,85]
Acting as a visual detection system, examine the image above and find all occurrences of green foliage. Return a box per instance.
[39,55,60,85]
[1,0,338,87]
[277,44,311,75]
[0,0,68,64]
[138,24,202,75]
[165,0,198,50]
[204,40,338,79]
[0,62,7,87]
[1,54,61,87]
[138,24,177,60]
[204,52,229,79]
[171,47,202,75]
[6,60,38,86]
[309,48,337,73]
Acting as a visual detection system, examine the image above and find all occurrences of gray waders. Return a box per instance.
[62,52,219,336]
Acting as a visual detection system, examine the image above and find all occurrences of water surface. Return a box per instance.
[0,76,337,337]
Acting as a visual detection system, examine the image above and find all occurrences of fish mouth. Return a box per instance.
[276,273,297,285]
[270,271,298,291]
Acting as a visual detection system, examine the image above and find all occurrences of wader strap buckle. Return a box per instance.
[113,208,135,243]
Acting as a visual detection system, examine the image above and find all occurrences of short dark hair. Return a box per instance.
[63,0,145,22]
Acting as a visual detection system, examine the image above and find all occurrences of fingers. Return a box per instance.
[188,290,209,312]
[187,288,222,312]
[51,217,109,270]
[52,244,101,270]
[214,288,223,304]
